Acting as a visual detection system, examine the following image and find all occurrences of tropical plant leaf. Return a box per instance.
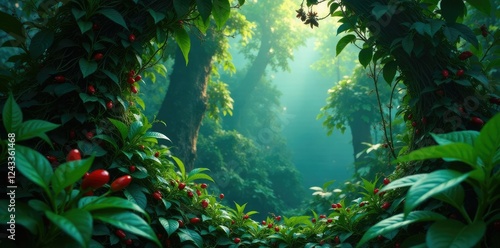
[426,220,486,248]
[159,217,179,237]
[380,174,427,192]
[395,143,478,168]
[178,228,203,248]
[51,157,94,195]
[475,113,500,167]
[336,34,356,56]
[45,210,89,247]
[3,93,23,133]
[15,146,53,194]
[96,9,128,29]
[430,131,479,146]
[212,0,230,29]
[173,26,190,65]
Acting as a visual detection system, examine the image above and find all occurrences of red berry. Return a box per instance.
[138,145,145,150]
[336,203,342,208]
[127,77,135,84]
[187,191,194,198]
[411,121,417,127]
[46,155,58,164]
[407,113,413,120]
[129,165,136,172]
[441,69,449,78]
[81,169,110,190]
[334,235,340,244]
[219,193,225,199]
[415,129,420,135]
[93,53,103,61]
[480,24,488,37]
[86,131,94,140]
[262,220,266,225]
[106,101,113,110]
[274,226,280,232]
[456,69,464,77]
[190,217,200,224]
[125,239,132,245]
[154,151,160,157]
[128,70,136,77]
[421,117,427,125]
[319,214,326,219]
[115,229,126,239]
[234,237,241,244]
[201,183,208,189]
[311,218,316,223]
[131,85,138,94]
[128,34,136,42]
[201,199,209,208]
[243,214,249,220]
[110,175,132,192]
[88,85,96,94]
[458,51,473,60]
[275,215,281,221]
[470,117,484,127]
[134,75,142,82]
[178,182,186,190]
[359,201,366,207]
[332,203,338,209]
[153,192,162,200]
[83,190,94,196]
[82,172,89,179]
[177,219,184,227]
[327,218,333,223]
[268,223,273,228]
[383,178,390,185]
[66,149,81,161]
[54,75,66,83]
[196,189,202,196]
[374,188,379,194]
[381,202,391,210]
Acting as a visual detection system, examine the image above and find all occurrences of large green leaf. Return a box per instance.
[358,47,373,67]
[395,143,478,168]
[178,228,203,248]
[173,26,190,65]
[16,120,59,142]
[63,209,93,248]
[15,146,53,194]
[0,10,26,44]
[430,131,479,146]
[79,58,98,78]
[93,134,118,150]
[159,217,179,236]
[380,174,427,192]
[464,0,491,15]
[212,0,230,29]
[108,118,128,141]
[128,120,144,140]
[142,131,171,141]
[45,210,89,247]
[475,113,500,167]
[96,9,128,30]
[440,0,465,23]
[172,156,186,180]
[52,157,94,195]
[3,93,23,133]
[382,60,397,85]
[336,34,356,56]
[123,183,148,210]
[147,9,166,24]
[196,0,213,21]
[92,210,160,247]
[29,29,54,58]
[405,170,469,216]
[426,220,486,248]
[79,196,148,218]
[357,211,446,247]
[432,184,464,210]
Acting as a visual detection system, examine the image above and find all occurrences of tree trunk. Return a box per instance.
[155,33,214,170]
[348,114,373,173]
[227,33,272,130]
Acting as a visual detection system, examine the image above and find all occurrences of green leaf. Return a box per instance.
[29,30,54,58]
[380,174,427,192]
[45,210,89,247]
[3,93,23,133]
[358,47,373,67]
[395,143,478,168]
[0,10,26,44]
[16,120,59,142]
[336,34,356,56]
[79,196,148,218]
[464,0,491,15]
[108,118,128,141]
[187,172,214,183]
[430,131,479,146]
[159,217,179,237]
[51,157,94,195]
[128,120,144,140]
[77,21,92,34]
[440,0,465,23]
[195,0,213,21]
[178,228,203,248]
[405,170,469,216]
[447,23,478,48]
[123,184,148,210]
[142,131,171,142]
[357,211,446,247]
[383,60,397,85]
[475,113,500,166]
[147,9,166,24]
[402,35,414,55]
[62,209,93,248]
[54,83,79,97]
[79,58,98,78]
[96,9,128,30]
[174,0,191,18]
[15,146,53,193]
[174,26,190,65]
[71,8,86,20]
[102,69,119,84]
[93,134,119,150]
[92,210,160,247]
[172,156,186,180]
[426,220,486,248]
[433,184,464,210]
[212,0,231,29]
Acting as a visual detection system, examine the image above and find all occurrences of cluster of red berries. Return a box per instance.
[126,69,142,94]
[115,229,133,246]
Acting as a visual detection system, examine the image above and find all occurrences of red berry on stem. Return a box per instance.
[407,113,412,120]
[154,151,160,157]
[66,149,81,161]
[177,219,184,227]
[219,193,225,199]
[128,70,135,77]
[441,69,449,78]
[201,199,209,208]
[125,239,132,245]
[131,85,138,94]
[153,192,162,200]
[470,117,484,127]
[311,218,316,223]
[106,101,113,110]
[262,220,266,225]
[190,217,200,224]
[334,235,340,244]
[81,169,110,190]
[383,178,390,185]
[129,165,136,172]
[274,226,280,232]
[127,77,135,84]
[178,182,186,190]
[411,121,417,127]
[196,189,202,196]
[86,131,94,140]
[421,117,427,125]
[456,69,464,77]
[268,223,273,228]
[46,155,58,164]
[319,214,326,219]
[54,75,66,83]
[138,145,145,150]
[134,75,142,82]
[201,183,208,189]
[275,215,281,221]
[88,85,96,94]
[234,237,241,244]
[110,175,132,192]
[187,191,194,198]
[458,51,473,60]
[374,188,379,194]
[115,229,126,239]
[243,214,249,220]
[327,218,333,223]
[336,203,342,208]
[128,34,136,42]
[93,53,103,61]
[381,202,391,210]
